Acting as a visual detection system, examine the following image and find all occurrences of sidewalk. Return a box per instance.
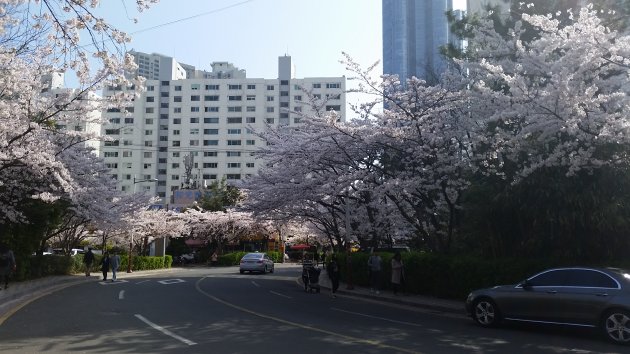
[305,268,464,314]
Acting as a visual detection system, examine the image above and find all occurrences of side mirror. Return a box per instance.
[520,279,533,289]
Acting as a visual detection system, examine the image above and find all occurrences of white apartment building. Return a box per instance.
[101,53,346,204]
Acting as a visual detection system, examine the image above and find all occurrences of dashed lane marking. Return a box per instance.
[135,314,197,346]
[119,290,125,300]
[331,307,424,327]
[269,290,292,299]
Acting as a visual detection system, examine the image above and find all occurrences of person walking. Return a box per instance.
[100,252,110,281]
[210,251,218,267]
[83,247,95,277]
[327,255,340,298]
[391,251,404,295]
[0,243,16,290]
[110,251,120,282]
[367,251,383,294]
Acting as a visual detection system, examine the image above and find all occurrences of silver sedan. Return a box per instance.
[239,253,274,274]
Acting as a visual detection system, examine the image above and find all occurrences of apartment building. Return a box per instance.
[101,53,346,204]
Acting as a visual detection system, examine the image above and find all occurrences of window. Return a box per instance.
[174,96,182,102]
[246,117,256,123]
[266,118,275,124]
[313,94,321,99]
[190,128,199,135]
[203,174,217,179]
[228,84,242,90]
[173,152,180,157]
[227,129,241,134]
[326,93,341,100]
[174,85,182,91]
[205,107,219,112]
[123,151,132,157]
[294,95,302,101]
[280,102,289,108]
[326,83,341,88]
[173,118,181,124]
[266,107,275,113]
[226,151,241,157]
[204,140,218,146]
[204,95,219,101]
[171,175,180,181]
[294,106,302,112]
[104,152,118,157]
[280,91,288,96]
[227,117,242,124]
[226,174,241,180]
[228,95,242,101]
[160,92,169,97]
[280,113,289,118]
[246,106,256,112]
[228,106,242,112]
[143,152,153,158]
[280,80,289,85]
[313,83,321,88]
[190,140,199,146]
[205,84,219,90]
[145,130,153,135]
[172,141,180,147]
[203,163,218,168]
[246,162,255,168]
[227,162,241,168]
[174,107,182,113]
[326,105,341,111]
[172,163,180,168]
[147,85,155,91]
[160,103,169,108]
[161,81,170,86]
[566,270,619,288]
[125,117,134,124]
[246,139,256,145]
[266,85,275,90]
[160,114,169,119]
[227,140,241,146]
[266,96,274,102]
[191,107,200,112]
[146,107,155,113]
[204,151,218,157]
[191,84,200,90]
[109,118,120,124]
[294,84,302,90]
[146,96,155,102]
[294,118,302,124]
[247,84,256,89]
[204,117,219,123]
[204,129,219,135]
[191,95,200,101]
[190,117,199,123]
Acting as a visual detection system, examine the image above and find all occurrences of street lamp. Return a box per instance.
[128,176,159,273]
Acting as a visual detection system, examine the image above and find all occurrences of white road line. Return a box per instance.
[134,314,197,346]
[136,280,151,284]
[251,280,260,287]
[118,290,125,300]
[269,290,292,299]
[331,307,424,327]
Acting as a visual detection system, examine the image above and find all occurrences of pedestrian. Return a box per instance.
[328,255,340,298]
[0,243,17,290]
[211,251,218,266]
[367,251,382,294]
[391,251,404,295]
[110,251,120,282]
[83,247,95,277]
[100,252,110,281]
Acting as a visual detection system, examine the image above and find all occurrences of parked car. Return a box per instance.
[239,252,274,274]
[465,267,630,344]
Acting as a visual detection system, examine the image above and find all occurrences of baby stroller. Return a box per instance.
[302,262,321,293]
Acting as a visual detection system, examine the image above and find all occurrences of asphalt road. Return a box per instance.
[0,264,627,353]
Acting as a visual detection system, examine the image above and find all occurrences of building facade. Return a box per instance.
[383,0,464,83]
[101,53,346,204]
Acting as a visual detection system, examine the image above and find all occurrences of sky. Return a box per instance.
[87,0,466,111]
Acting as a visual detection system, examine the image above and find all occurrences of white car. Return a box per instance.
[239,253,274,274]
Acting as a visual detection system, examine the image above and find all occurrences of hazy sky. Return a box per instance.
[89,0,466,108]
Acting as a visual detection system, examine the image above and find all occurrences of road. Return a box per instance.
[0,264,626,353]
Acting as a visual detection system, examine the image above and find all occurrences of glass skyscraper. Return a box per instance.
[382,0,456,84]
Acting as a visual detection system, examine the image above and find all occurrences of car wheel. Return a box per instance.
[262,265,267,274]
[602,309,630,344]
[239,269,244,274]
[472,298,500,327]
[270,266,274,273]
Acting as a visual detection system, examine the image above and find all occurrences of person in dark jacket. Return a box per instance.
[83,248,95,277]
[0,243,16,290]
[327,255,340,298]
[100,252,110,281]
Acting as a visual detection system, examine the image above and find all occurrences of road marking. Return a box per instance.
[158,279,186,285]
[204,274,296,281]
[269,290,292,299]
[195,277,420,354]
[118,290,125,300]
[98,280,128,285]
[251,281,260,287]
[331,307,424,327]
[136,280,151,284]
[134,314,197,346]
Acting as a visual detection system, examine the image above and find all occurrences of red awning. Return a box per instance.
[185,239,207,247]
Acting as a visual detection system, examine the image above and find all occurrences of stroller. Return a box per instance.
[302,262,321,293]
